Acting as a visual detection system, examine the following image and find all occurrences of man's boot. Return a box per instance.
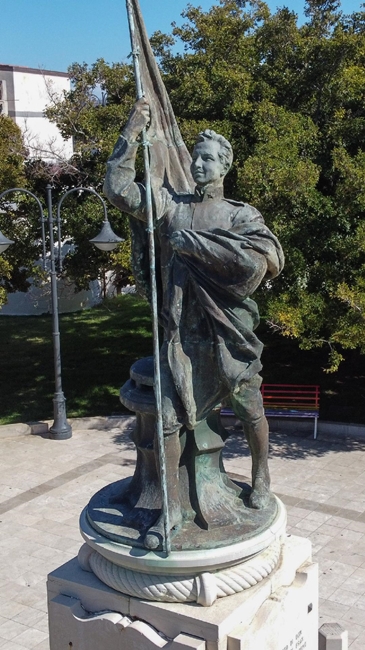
[243,415,271,509]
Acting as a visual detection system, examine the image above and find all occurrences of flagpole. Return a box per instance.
[125,0,171,555]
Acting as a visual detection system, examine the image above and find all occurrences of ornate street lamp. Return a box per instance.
[88,190,123,251]
[0,230,14,253]
[90,219,123,251]
[0,185,122,440]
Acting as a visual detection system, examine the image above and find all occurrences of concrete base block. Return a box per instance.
[47,534,318,650]
[48,594,205,650]
[29,421,49,435]
[318,623,348,650]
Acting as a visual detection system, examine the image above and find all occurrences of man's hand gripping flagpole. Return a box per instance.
[125,0,172,555]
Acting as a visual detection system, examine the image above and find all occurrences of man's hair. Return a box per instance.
[194,129,233,173]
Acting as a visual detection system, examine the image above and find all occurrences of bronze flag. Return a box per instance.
[128,0,194,218]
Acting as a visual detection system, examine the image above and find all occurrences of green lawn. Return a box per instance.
[0,295,364,425]
[0,295,153,425]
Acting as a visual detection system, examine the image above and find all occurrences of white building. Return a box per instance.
[0,65,103,316]
[0,63,73,160]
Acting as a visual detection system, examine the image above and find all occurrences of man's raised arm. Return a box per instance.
[103,99,150,221]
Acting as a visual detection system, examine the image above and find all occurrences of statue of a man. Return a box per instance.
[104,98,284,549]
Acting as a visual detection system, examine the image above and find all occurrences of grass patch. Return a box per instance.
[0,294,153,424]
[0,295,364,425]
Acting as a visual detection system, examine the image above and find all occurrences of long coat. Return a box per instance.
[104,136,284,429]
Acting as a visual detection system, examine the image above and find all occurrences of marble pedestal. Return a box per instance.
[47,534,318,650]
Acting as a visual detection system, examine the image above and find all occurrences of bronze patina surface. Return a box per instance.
[87,479,278,552]
[95,2,284,552]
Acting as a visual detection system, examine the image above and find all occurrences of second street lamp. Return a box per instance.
[90,219,123,251]
[0,185,122,439]
[0,185,72,439]
[57,186,123,253]
[0,230,14,253]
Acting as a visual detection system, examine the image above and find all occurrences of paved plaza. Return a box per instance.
[0,417,365,649]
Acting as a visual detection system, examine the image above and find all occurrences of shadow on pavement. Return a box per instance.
[223,427,365,461]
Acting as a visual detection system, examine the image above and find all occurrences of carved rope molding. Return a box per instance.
[79,540,281,607]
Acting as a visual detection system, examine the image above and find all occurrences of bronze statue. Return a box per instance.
[103,98,284,550]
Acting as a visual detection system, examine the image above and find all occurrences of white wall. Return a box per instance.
[0,278,102,316]
[12,68,73,160]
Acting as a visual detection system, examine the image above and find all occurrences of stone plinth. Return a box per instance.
[47,534,318,650]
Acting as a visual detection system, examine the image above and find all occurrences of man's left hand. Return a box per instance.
[170,230,186,252]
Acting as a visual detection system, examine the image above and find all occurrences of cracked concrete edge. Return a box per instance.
[0,422,34,439]
[1,413,364,441]
[0,414,135,439]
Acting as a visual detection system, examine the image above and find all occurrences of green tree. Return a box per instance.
[151,0,365,370]
[43,59,136,292]
[0,116,31,307]
[0,115,26,191]
[45,59,136,186]
[44,1,365,369]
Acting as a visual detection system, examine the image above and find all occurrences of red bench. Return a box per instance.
[221,384,320,439]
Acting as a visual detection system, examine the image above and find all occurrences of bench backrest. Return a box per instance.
[261,384,320,411]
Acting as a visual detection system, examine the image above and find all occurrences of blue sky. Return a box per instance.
[1,0,360,73]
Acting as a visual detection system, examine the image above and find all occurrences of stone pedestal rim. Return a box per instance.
[79,495,286,576]
[79,539,282,605]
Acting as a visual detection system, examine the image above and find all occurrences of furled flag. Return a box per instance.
[127,0,194,218]
[126,0,194,301]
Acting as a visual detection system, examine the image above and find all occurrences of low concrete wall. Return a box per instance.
[0,415,134,439]
[222,414,365,440]
[1,414,364,441]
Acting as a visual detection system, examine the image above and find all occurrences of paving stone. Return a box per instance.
[11,607,45,628]
[10,626,48,648]
[341,607,365,633]
[328,588,361,607]
[319,598,351,622]
[0,618,28,641]
[305,511,333,524]
[294,519,322,533]
[347,623,365,645]
[32,641,50,650]
[1,422,365,647]
[0,642,36,650]
[0,601,27,620]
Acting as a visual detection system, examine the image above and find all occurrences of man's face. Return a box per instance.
[191,140,226,187]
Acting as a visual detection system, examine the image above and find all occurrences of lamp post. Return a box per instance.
[0,230,14,253]
[0,184,122,439]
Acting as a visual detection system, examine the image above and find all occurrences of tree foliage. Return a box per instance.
[0,115,26,190]
[42,60,135,292]
[39,0,365,369]
[0,116,31,307]
[152,0,365,370]
[0,64,133,306]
